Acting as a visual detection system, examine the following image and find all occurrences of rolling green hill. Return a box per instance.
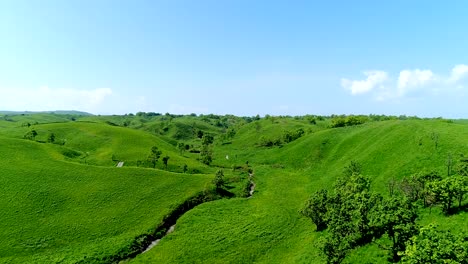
[0,113,466,263]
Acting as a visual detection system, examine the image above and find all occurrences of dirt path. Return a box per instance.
[116,161,124,167]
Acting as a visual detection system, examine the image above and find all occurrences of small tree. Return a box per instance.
[212,169,225,189]
[162,155,170,170]
[24,129,38,140]
[177,142,186,155]
[200,144,213,165]
[148,146,162,168]
[429,177,457,214]
[342,160,362,178]
[202,134,214,145]
[47,132,56,143]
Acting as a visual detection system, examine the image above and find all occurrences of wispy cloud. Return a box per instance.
[342,64,468,101]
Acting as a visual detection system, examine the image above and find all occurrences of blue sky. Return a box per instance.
[1,0,468,117]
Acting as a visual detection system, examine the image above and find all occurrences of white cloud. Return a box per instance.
[397,69,434,96]
[342,65,468,101]
[341,71,388,95]
[448,64,468,83]
[0,86,112,113]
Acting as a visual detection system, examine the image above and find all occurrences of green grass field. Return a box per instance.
[0,113,466,263]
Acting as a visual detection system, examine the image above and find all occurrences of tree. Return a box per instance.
[429,177,457,214]
[177,142,186,155]
[212,169,225,189]
[321,234,350,264]
[226,128,236,139]
[401,224,468,263]
[342,161,362,178]
[162,155,170,170]
[196,130,204,139]
[200,144,213,165]
[202,134,214,145]
[24,129,38,140]
[47,132,55,143]
[399,174,423,203]
[452,175,468,208]
[301,189,329,231]
[148,146,162,168]
[371,197,418,262]
[456,158,468,176]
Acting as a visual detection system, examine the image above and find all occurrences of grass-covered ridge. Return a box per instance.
[0,113,466,263]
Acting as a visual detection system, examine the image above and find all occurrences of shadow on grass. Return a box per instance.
[448,203,468,215]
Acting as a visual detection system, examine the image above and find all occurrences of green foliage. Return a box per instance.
[301,189,329,231]
[23,129,38,140]
[200,144,213,165]
[429,175,468,214]
[305,162,420,263]
[282,128,305,143]
[148,146,162,168]
[330,115,368,128]
[201,134,214,145]
[258,135,282,147]
[162,155,170,170]
[212,170,225,189]
[342,160,362,177]
[177,142,186,155]
[401,224,468,264]
[47,132,55,143]
[372,197,418,262]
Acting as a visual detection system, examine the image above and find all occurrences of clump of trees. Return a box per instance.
[330,115,369,128]
[397,169,467,215]
[401,224,468,263]
[302,161,468,263]
[24,129,38,140]
[302,162,419,263]
[258,128,305,147]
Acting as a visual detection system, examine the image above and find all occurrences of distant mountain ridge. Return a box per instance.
[0,110,93,116]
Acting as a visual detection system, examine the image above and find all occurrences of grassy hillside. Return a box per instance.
[133,119,468,264]
[0,113,466,263]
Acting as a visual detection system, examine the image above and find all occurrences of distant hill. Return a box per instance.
[0,110,93,116]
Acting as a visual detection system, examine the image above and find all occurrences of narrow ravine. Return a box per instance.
[142,224,175,253]
[101,171,257,263]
